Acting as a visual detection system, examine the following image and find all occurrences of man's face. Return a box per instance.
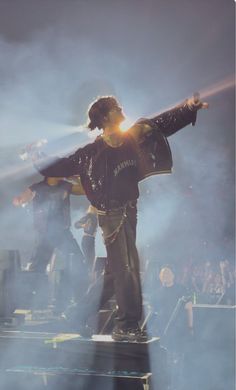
[106,104,125,128]
[159,267,175,286]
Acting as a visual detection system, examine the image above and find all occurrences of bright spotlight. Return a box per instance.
[120,118,134,132]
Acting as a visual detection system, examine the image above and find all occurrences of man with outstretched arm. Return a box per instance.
[34,94,208,341]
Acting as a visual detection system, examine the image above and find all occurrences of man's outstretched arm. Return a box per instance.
[32,147,85,178]
[129,94,208,141]
[70,176,86,195]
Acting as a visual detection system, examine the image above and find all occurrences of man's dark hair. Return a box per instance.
[159,263,176,275]
[87,96,119,130]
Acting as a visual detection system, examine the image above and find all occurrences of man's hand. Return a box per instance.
[12,188,35,206]
[187,93,209,110]
[74,221,84,229]
[12,196,23,206]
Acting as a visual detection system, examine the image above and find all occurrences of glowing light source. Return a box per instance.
[120,118,133,132]
[1,74,234,182]
[149,74,235,118]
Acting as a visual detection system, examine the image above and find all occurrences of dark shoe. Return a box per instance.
[112,327,148,342]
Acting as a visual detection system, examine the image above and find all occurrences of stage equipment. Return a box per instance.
[0,250,21,317]
[193,303,235,345]
[16,271,49,310]
[0,330,168,390]
[192,304,235,390]
[164,295,192,335]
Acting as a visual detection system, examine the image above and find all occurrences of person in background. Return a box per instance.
[218,259,235,305]
[150,265,193,344]
[13,176,87,311]
[74,205,98,280]
[149,265,193,390]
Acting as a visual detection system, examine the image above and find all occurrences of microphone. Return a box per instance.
[179,295,192,303]
[193,92,209,109]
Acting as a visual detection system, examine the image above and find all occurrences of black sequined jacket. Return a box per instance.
[36,101,198,210]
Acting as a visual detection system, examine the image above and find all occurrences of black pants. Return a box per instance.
[81,235,95,273]
[67,203,143,331]
[30,228,87,305]
[30,228,84,272]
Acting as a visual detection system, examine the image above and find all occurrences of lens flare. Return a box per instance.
[199,74,235,100]
[1,74,234,181]
[120,117,134,132]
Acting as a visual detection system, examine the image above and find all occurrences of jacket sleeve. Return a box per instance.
[150,100,198,137]
[34,147,86,178]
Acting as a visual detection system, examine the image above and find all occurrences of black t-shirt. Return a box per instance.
[105,138,140,206]
[30,180,72,233]
[78,135,140,210]
[151,283,189,337]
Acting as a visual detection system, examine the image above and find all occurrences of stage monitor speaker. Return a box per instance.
[193,304,235,347]
[0,249,21,317]
[192,304,235,390]
[16,271,49,310]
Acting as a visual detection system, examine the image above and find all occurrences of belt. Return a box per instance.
[96,200,137,216]
[84,233,96,238]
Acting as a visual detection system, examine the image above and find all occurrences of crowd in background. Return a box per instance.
[177,258,235,305]
[144,258,235,306]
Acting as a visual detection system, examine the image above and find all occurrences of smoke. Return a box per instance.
[0,1,234,389]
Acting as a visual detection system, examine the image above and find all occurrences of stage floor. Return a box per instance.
[0,311,167,390]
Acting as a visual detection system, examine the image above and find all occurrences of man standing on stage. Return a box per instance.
[13,177,87,310]
[34,94,208,341]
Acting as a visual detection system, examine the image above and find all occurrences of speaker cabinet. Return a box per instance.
[0,250,21,317]
[192,304,235,390]
[16,271,49,310]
